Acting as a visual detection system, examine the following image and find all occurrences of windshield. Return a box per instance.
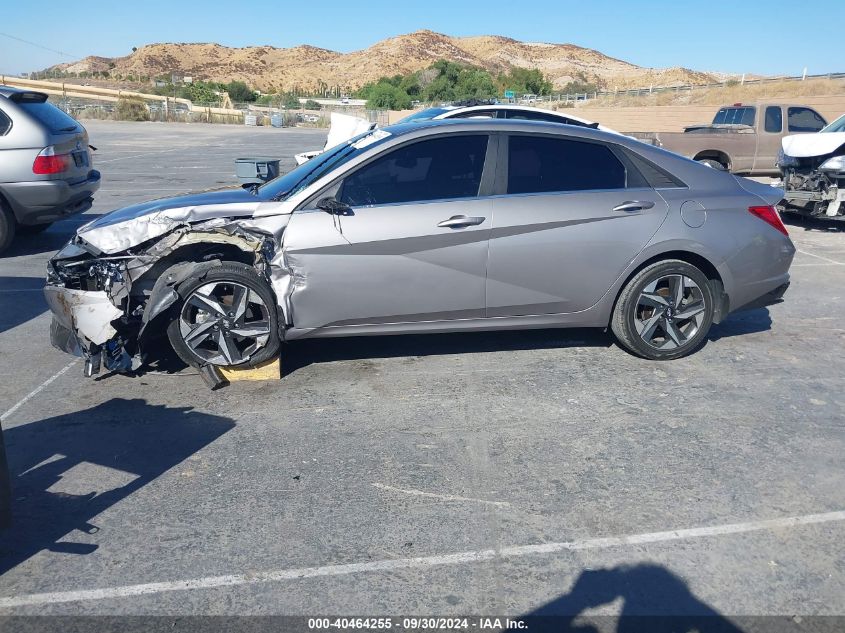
[397,107,451,124]
[822,114,845,133]
[258,130,393,201]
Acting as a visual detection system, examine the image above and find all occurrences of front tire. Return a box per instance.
[166,262,280,368]
[0,201,16,255]
[611,260,715,360]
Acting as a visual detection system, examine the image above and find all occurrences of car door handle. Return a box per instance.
[612,201,655,213]
[437,215,486,228]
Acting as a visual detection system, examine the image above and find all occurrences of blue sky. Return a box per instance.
[0,0,840,77]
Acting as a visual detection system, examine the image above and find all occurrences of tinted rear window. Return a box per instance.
[18,102,81,133]
[507,135,626,194]
[712,107,755,126]
[787,107,826,133]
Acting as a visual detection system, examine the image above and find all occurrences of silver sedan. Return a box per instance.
[45,120,794,380]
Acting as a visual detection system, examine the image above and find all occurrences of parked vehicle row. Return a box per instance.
[637,103,828,176]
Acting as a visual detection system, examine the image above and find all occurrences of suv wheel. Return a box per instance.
[0,200,16,255]
[166,262,280,368]
[612,259,715,360]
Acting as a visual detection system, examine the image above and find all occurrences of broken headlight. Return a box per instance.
[819,156,845,174]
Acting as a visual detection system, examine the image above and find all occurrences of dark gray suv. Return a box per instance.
[0,87,101,253]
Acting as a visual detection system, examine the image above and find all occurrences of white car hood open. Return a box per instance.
[782,132,845,158]
[294,113,375,165]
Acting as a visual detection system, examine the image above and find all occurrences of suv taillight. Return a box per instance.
[748,205,789,237]
[33,147,72,175]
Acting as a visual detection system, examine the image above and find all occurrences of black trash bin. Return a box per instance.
[234,157,281,186]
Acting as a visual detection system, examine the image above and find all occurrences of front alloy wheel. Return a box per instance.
[179,281,271,365]
[612,260,715,360]
[166,262,280,368]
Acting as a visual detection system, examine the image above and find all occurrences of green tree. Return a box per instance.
[226,80,256,102]
[365,83,411,110]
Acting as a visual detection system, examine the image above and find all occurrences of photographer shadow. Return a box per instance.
[522,564,745,633]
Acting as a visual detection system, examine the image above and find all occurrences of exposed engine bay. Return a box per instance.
[777,115,845,219]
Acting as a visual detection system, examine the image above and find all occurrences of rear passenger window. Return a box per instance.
[340,135,488,206]
[764,106,783,133]
[507,135,626,194]
[0,109,10,135]
[788,107,826,132]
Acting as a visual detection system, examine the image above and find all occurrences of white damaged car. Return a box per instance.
[778,113,845,220]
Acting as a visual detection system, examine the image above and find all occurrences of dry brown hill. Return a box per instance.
[55,30,719,93]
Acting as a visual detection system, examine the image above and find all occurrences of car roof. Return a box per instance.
[383,117,619,143]
[435,103,598,125]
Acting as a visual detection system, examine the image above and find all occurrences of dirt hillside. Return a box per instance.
[54,30,719,93]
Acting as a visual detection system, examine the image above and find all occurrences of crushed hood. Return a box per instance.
[78,189,262,254]
[782,132,845,158]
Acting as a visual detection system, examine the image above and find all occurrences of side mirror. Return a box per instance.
[317,197,353,216]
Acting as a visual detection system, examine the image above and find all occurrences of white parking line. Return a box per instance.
[95,148,182,164]
[372,482,511,508]
[1,509,842,608]
[0,360,78,423]
[795,248,845,266]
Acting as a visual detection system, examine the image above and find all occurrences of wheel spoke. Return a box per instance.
[675,301,705,321]
[230,320,271,338]
[187,289,226,317]
[216,330,241,365]
[183,319,218,348]
[232,285,250,322]
[639,292,669,309]
[664,319,685,347]
[671,275,686,309]
[636,312,663,341]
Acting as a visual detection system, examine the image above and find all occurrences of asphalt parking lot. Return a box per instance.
[1,121,844,625]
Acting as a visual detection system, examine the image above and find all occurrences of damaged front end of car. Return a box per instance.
[44,191,292,378]
[778,129,845,220]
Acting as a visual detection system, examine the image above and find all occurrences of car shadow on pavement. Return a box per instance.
[782,213,845,233]
[283,328,613,375]
[708,308,772,342]
[0,398,234,575]
[520,563,744,632]
[0,277,47,335]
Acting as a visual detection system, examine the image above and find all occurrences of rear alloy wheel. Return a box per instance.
[612,260,715,360]
[166,262,280,368]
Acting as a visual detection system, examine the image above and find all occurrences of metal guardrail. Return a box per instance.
[531,72,845,105]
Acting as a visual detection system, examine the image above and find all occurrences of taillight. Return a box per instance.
[33,147,71,175]
[748,205,788,237]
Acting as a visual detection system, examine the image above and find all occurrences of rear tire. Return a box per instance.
[0,201,16,255]
[611,259,715,360]
[17,222,53,235]
[166,262,281,369]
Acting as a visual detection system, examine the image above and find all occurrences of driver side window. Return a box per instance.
[339,135,488,207]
